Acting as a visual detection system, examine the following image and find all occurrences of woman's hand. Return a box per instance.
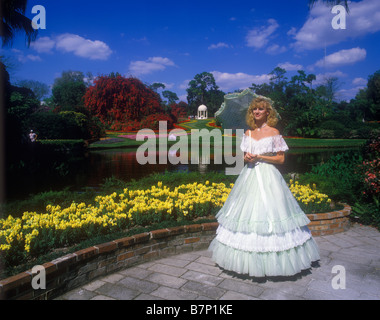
[244,153,259,163]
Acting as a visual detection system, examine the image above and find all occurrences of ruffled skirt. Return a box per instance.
[208,162,320,277]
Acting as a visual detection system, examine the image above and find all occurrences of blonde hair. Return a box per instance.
[246,97,279,130]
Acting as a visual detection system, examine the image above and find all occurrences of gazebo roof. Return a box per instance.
[198,104,207,111]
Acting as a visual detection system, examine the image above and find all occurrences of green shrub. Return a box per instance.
[299,151,363,203]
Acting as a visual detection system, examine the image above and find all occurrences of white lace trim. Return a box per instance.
[240,134,289,154]
[215,225,312,253]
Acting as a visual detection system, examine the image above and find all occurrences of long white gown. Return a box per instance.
[208,133,320,277]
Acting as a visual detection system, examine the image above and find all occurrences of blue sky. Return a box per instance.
[3,0,380,102]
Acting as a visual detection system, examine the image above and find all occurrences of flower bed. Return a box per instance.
[1,180,343,272]
[0,181,232,267]
[288,180,333,214]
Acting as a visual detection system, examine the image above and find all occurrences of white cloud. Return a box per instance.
[352,77,367,86]
[277,62,303,71]
[246,19,279,49]
[129,57,175,75]
[314,47,366,68]
[293,0,380,50]
[211,71,271,92]
[11,49,41,63]
[313,71,347,86]
[30,36,55,53]
[179,79,191,90]
[266,44,287,55]
[336,86,364,101]
[55,34,112,60]
[30,34,112,60]
[208,42,230,50]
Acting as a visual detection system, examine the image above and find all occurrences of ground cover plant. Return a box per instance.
[0,170,336,277]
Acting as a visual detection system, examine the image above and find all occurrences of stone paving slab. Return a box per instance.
[57,224,380,300]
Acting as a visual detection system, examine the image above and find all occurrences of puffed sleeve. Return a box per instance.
[273,135,289,153]
[240,134,251,153]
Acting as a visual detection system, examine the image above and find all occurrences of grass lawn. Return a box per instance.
[89,119,367,150]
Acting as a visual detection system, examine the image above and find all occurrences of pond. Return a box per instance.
[5,146,358,201]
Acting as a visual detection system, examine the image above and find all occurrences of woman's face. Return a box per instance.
[252,105,269,122]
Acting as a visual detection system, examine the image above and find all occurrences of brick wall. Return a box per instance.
[0,223,218,300]
[306,204,351,236]
[0,204,351,300]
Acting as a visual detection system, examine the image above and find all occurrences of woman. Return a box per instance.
[209,97,320,277]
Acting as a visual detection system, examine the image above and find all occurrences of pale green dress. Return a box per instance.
[209,133,320,277]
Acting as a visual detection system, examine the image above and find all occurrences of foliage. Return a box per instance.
[352,200,380,229]
[0,174,336,268]
[26,111,103,140]
[288,180,335,214]
[15,79,50,101]
[0,181,232,266]
[351,136,380,229]
[51,71,87,110]
[299,151,363,203]
[84,74,163,129]
[139,113,175,130]
[186,72,225,116]
[251,68,380,138]
[355,136,380,200]
[0,0,38,47]
[170,101,188,120]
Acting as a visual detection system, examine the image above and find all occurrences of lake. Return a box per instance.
[5,146,358,200]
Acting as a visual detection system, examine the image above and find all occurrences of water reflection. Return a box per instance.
[6,147,358,200]
[83,147,356,187]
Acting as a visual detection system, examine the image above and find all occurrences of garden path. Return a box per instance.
[57,223,379,301]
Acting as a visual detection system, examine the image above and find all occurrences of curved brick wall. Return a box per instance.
[306,204,351,236]
[0,204,351,300]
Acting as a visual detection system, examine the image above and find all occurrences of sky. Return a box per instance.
[2,0,380,103]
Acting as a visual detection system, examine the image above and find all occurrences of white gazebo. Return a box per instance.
[197,104,208,119]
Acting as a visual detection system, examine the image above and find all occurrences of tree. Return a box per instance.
[308,0,349,11]
[350,70,380,121]
[315,76,341,103]
[84,74,163,128]
[52,71,87,111]
[16,79,49,101]
[367,70,380,118]
[1,0,38,47]
[149,82,166,92]
[186,72,225,116]
[162,90,179,106]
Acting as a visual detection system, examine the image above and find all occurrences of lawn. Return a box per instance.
[89,119,366,150]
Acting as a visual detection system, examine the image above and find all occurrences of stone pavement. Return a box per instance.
[57,224,380,300]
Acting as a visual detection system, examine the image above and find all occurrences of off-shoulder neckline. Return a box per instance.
[244,134,282,142]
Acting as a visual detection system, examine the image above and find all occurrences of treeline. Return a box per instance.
[250,67,380,138]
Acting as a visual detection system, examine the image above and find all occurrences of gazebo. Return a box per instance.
[197,104,208,119]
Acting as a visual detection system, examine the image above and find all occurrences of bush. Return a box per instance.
[299,151,363,203]
[26,111,104,140]
[139,113,175,130]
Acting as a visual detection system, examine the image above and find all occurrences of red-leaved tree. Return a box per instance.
[84,75,163,129]
[170,101,188,120]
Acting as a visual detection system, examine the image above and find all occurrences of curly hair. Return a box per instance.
[246,97,279,130]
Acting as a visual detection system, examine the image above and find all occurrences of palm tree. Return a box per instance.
[309,0,349,11]
[0,0,38,47]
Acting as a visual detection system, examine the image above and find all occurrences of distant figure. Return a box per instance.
[29,130,37,143]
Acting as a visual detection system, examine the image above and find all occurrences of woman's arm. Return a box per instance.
[245,152,285,165]
[258,152,285,165]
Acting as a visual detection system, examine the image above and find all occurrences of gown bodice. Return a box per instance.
[240,134,289,155]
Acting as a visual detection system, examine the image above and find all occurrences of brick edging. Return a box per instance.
[0,222,218,300]
[0,204,351,300]
[306,203,351,236]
